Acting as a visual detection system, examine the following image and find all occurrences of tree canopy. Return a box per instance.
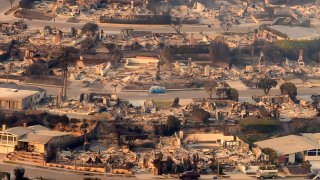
[172,97,180,108]
[166,115,180,135]
[257,78,277,95]
[280,82,297,101]
[204,81,218,98]
[261,148,278,163]
[209,40,231,63]
[216,87,228,99]
[14,167,25,180]
[81,22,99,36]
[191,108,210,123]
[227,88,239,101]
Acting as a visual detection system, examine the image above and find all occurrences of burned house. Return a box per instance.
[0,41,14,61]
[254,94,293,105]
[201,99,239,121]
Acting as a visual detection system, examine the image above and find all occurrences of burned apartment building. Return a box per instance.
[0,42,12,61]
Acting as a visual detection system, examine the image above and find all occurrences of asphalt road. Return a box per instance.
[8,17,260,33]
[32,80,320,102]
[0,162,131,180]
[0,162,308,180]
[2,18,259,34]
[0,0,11,14]
[118,87,320,101]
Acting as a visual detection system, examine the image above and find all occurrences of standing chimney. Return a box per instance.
[2,124,7,131]
[253,31,258,43]
[299,49,303,61]
[298,49,305,67]
[190,33,194,45]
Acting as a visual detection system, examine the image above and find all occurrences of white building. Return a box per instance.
[254,135,320,167]
[264,25,320,40]
[0,83,45,110]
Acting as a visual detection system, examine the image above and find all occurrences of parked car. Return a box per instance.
[149,86,166,94]
[82,80,90,87]
[178,170,200,179]
[307,172,320,179]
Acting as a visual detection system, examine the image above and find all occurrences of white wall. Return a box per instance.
[183,133,234,144]
[289,153,295,164]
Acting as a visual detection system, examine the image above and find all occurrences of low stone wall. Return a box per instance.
[46,163,107,173]
[0,78,21,83]
[5,151,46,166]
[111,168,133,175]
[100,14,171,25]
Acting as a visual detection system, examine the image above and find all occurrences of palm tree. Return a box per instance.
[9,0,15,9]
[59,47,79,99]
[111,83,118,94]
[111,82,124,94]
[80,120,89,145]
[52,3,57,27]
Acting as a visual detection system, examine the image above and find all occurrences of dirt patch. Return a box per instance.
[15,9,53,21]
[23,75,62,86]
[124,79,214,90]
[241,78,256,88]
[67,17,81,23]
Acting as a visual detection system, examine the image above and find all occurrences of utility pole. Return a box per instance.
[60,47,70,99]
[63,52,68,99]
[179,0,182,32]
[111,83,118,94]
[6,67,8,83]
[52,3,57,28]
[217,159,220,177]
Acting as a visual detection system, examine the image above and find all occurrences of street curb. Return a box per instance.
[1,161,135,178]
[23,83,62,88]
[122,88,205,92]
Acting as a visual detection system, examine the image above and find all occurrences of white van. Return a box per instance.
[256,165,278,179]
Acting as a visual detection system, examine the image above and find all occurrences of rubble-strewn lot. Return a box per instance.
[2,0,320,178]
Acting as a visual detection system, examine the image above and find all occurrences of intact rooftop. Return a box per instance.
[269,25,320,40]
[254,135,320,155]
[0,83,45,100]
